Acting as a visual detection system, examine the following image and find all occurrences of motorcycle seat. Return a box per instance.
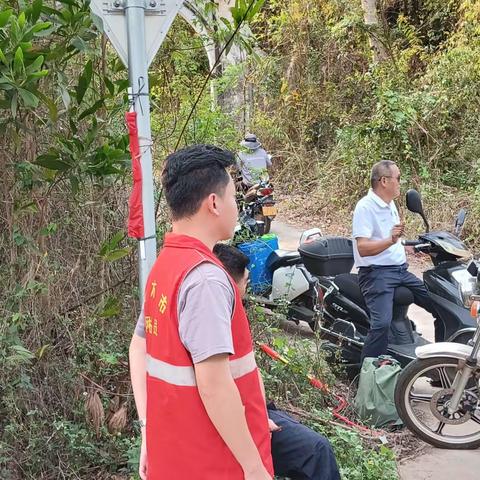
[267,250,302,271]
[334,273,414,309]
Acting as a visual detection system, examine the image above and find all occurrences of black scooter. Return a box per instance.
[313,189,476,367]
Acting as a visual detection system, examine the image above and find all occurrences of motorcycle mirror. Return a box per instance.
[467,260,478,277]
[454,208,467,237]
[406,189,430,232]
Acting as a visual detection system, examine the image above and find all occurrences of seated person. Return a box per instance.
[237,133,272,187]
[353,160,436,361]
[213,243,341,480]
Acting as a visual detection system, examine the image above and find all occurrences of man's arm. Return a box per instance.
[357,236,395,257]
[129,333,147,480]
[195,354,271,480]
[257,370,266,403]
[356,224,404,257]
[130,309,147,420]
[129,333,147,420]
[353,202,404,258]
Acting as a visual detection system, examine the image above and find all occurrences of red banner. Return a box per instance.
[126,112,145,239]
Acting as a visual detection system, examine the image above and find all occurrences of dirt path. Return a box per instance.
[270,217,480,480]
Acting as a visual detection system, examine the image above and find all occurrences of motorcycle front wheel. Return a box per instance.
[395,356,480,449]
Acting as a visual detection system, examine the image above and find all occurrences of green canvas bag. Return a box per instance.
[353,356,403,428]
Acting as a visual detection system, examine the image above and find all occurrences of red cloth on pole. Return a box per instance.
[126,111,145,239]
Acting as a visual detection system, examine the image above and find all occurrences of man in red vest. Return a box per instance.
[129,144,273,480]
[213,244,341,480]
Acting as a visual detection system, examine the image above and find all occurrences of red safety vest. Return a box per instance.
[144,233,273,479]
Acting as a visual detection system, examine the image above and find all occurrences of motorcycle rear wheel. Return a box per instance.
[264,216,272,234]
[395,356,480,449]
[253,214,272,234]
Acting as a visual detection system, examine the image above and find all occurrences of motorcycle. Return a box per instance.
[237,179,277,234]
[233,210,267,244]
[264,228,325,324]
[394,269,480,449]
[251,189,476,371]
[314,189,477,368]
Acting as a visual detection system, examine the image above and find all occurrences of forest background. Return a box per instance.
[1,0,479,478]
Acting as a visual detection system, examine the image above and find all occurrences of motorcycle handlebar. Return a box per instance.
[402,240,423,246]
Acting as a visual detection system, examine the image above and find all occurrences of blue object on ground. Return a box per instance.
[238,235,279,294]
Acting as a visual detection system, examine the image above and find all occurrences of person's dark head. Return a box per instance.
[162,144,237,240]
[370,160,401,201]
[213,243,250,296]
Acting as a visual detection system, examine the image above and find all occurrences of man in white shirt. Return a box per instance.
[237,134,272,187]
[353,160,435,361]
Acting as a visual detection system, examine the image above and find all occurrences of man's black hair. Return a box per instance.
[213,243,249,282]
[161,144,235,220]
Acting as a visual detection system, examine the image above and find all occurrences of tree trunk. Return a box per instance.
[361,0,388,62]
[216,0,252,133]
[180,0,254,132]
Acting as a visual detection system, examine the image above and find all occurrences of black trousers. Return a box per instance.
[268,406,340,480]
[358,263,436,360]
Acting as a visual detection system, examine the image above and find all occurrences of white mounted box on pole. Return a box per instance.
[90,0,184,303]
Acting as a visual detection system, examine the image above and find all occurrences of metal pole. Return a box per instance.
[125,0,157,304]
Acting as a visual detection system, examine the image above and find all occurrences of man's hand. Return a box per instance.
[268,418,281,432]
[391,223,405,244]
[244,463,272,480]
[139,434,147,480]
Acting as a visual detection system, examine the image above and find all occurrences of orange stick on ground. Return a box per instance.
[258,343,379,436]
